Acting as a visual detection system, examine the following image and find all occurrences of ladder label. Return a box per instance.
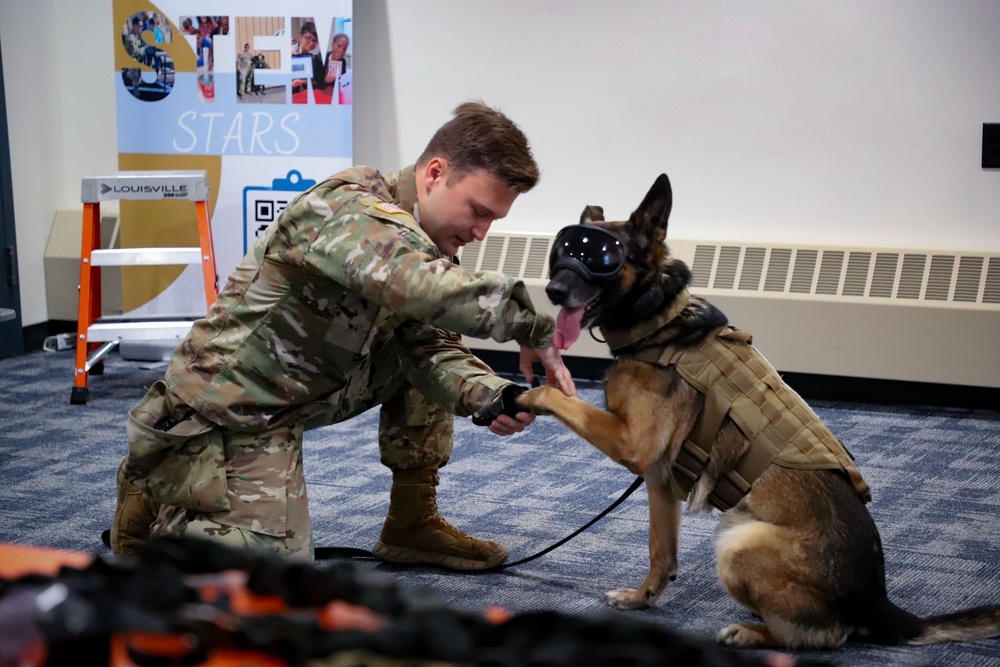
[100,182,189,198]
[81,171,210,203]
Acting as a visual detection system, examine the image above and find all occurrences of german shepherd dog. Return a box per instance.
[515,174,1000,650]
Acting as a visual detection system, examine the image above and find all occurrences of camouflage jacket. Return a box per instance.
[124,32,147,62]
[165,165,554,430]
[236,50,253,73]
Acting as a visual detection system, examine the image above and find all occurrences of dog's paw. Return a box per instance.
[717,623,769,648]
[605,588,652,610]
[515,385,558,416]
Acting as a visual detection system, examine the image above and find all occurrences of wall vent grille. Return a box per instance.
[985,257,1000,304]
[455,234,1000,307]
[479,237,504,273]
[524,237,550,279]
[897,254,925,300]
[501,237,527,278]
[843,252,871,296]
[763,248,791,292]
[925,255,954,301]
[955,256,984,303]
[690,245,716,289]
[870,253,897,298]
[713,246,741,289]
[738,247,766,291]
[789,250,817,294]
[816,251,843,295]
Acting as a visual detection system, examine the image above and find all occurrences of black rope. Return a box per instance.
[315,476,646,571]
[314,546,379,560]
[480,475,644,573]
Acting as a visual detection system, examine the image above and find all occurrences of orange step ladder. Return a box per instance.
[71,171,217,404]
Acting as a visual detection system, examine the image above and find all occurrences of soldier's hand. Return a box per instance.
[520,344,576,398]
[489,411,536,436]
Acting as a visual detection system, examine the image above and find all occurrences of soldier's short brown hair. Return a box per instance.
[417,101,539,193]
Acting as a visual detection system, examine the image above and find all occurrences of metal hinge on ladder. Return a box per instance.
[71,170,218,405]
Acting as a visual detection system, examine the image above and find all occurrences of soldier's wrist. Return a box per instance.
[516,315,554,349]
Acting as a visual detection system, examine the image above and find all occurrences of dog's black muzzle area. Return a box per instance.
[548,225,626,283]
[545,273,571,306]
[545,268,600,310]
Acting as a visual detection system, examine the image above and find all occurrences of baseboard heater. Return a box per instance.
[457,233,1000,392]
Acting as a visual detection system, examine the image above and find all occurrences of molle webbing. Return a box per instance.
[633,327,871,510]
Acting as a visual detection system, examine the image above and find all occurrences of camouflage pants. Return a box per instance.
[301,331,456,470]
[151,422,312,557]
[141,335,453,559]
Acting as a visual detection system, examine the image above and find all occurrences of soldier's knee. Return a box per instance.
[167,515,311,560]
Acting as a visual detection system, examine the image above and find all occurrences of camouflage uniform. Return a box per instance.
[122,31,148,91]
[236,50,253,94]
[123,32,147,64]
[116,165,554,560]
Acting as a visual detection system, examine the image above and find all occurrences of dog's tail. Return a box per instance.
[863,599,1000,645]
[905,604,1000,645]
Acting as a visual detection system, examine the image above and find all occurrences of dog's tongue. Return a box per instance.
[554,307,584,350]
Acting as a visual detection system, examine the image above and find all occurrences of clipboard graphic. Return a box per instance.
[242,170,317,253]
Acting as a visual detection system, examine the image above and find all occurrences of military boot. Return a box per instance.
[372,468,508,570]
[110,458,159,556]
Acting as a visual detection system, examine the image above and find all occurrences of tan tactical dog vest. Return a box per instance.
[603,298,871,511]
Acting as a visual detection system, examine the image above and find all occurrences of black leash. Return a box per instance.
[315,475,646,571]
[479,474,644,573]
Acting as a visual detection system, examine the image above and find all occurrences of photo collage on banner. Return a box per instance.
[113,0,352,317]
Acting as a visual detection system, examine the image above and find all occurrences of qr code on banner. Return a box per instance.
[243,171,317,254]
[243,191,293,252]
[251,196,289,238]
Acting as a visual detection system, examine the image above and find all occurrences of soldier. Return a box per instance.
[236,43,253,97]
[111,101,576,570]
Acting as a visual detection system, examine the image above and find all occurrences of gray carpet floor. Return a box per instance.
[1,348,999,666]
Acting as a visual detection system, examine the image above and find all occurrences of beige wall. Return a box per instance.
[2,0,999,327]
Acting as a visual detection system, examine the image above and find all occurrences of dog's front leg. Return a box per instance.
[517,385,659,474]
[606,482,682,609]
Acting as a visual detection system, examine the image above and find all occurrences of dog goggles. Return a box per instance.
[549,225,627,281]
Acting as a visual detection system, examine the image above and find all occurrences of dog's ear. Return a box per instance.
[627,174,672,246]
[580,205,605,224]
